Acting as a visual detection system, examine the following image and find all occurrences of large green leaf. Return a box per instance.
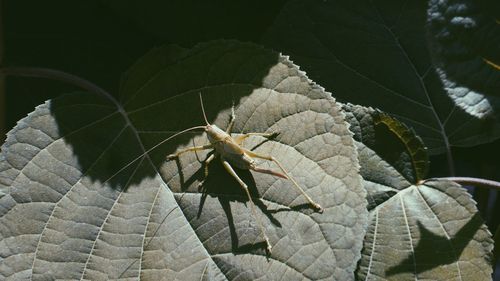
[341,104,493,280]
[427,0,500,119]
[262,0,500,154]
[102,0,287,46]
[0,41,367,280]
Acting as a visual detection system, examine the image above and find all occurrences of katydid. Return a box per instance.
[166,93,323,253]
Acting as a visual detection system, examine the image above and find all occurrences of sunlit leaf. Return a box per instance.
[0,41,367,280]
[342,104,493,280]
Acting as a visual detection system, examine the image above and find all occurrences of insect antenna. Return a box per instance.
[106,125,206,183]
[199,92,210,125]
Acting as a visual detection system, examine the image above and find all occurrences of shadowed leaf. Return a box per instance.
[0,41,367,280]
[427,0,500,119]
[373,111,429,182]
[341,104,493,280]
[263,0,500,154]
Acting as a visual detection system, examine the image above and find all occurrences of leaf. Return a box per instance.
[341,104,493,280]
[102,0,287,46]
[494,226,500,263]
[427,0,500,119]
[0,41,367,280]
[342,104,428,187]
[262,0,500,154]
[372,111,429,183]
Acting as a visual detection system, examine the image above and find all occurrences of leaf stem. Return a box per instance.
[426,177,500,190]
[0,66,115,103]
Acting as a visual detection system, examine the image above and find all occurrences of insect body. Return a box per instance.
[167,93,323,253]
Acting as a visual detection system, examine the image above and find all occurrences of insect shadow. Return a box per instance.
[184,149,284,254]
[164,93,323,254]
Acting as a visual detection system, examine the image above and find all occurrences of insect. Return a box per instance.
[166,93,323,253]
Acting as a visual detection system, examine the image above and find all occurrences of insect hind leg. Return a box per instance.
[245,149,324,213]
[221,159,272,253]
[251,166,287,179]
[234,132,279,145]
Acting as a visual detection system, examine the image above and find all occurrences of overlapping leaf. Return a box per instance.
[427,0,500,119]
[0,41,367,280]
[102,0,285,46]
[341,104,493,280]
[262,0,500,154]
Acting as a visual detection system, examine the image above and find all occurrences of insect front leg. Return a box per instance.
[198,153,216,189]
[166,144,213,160]
[245,149,324,213]
[221,158,272,253]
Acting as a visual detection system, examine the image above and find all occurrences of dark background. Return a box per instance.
[1,0,499,278]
